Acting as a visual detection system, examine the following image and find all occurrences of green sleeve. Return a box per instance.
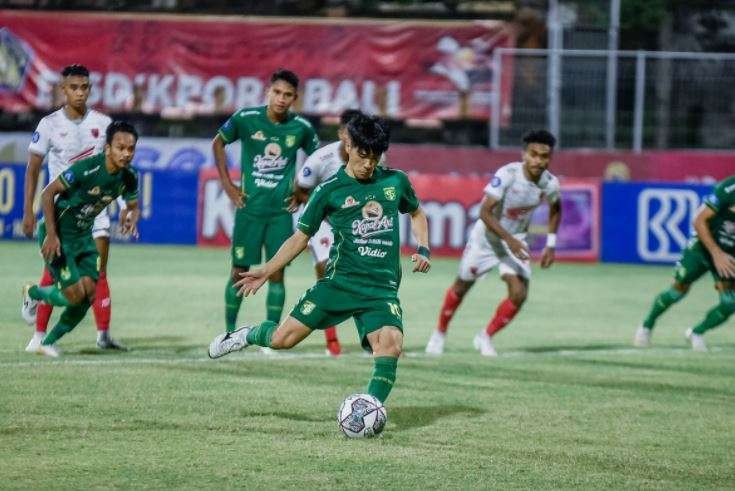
[217,111,241,144]
[398,172,420,214]
[704,177,735,213]
[297,184,330,236]
[121,168,139,202]
[301,122,320,155]
[58,161,86,191]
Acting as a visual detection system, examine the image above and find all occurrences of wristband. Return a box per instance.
[546,233,557,248]
[417,246,431,258]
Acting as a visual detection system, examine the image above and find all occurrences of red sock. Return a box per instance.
[438,287,463,333]
[35,267,54,333]
[324,326,338,343]
[486,298,520,336]
[93,272,111,331]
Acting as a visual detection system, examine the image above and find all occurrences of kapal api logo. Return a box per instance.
[352,200,394,238]
[253,143,288,172]
[0,28,32,92]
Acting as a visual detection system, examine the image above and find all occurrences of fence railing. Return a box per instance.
[489,48,735,151]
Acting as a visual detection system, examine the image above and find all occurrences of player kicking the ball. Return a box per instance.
[208,114,431,404]
[425,129,561,357]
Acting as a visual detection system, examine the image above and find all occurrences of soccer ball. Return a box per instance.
[337,393,387,438]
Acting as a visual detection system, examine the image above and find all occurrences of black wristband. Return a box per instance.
[417,246,431,258]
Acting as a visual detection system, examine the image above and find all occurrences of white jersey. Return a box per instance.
[297,140,344,189]
[480,161,561,242]
[28,108,111,181]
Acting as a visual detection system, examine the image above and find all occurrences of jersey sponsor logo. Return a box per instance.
[341,196,358,208]
[357,245,387,258]
[285,135,296,147]
[101,196,114,203]
[491,176,502,187]
[60,267,71,281]
[87,186,101,196]
[723,221,735,235]
[253,143,288,173]
[91,128,99,138]
[251,130,266,141]
[83,165,101,176]
[302,166,312,177]
[234,247,245,259]
[31,131,40,143]
[505,206,535,220]
[300,300,316,315]
[353,201,394,238]
[383,187,396,201]
[63,170,75,184]
[637,188,702,262]
[725,183,735,193]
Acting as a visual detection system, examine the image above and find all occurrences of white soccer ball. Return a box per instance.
[337,393,387,438]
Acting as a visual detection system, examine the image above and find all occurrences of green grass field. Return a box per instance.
[1,241,734,489]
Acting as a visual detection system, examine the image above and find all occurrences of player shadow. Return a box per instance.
[566,357,735,377]
[389,404,485,432]
[239,409,328,423]
[68,336,195,355]
[517,343,628,354]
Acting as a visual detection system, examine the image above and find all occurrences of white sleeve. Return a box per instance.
[28,118,51,157]
[546,177,561,204]
[296,152,320,189]
[483,166,512,201]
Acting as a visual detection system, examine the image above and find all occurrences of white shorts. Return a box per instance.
[458,223,531,281]
[308,220,333,265]
[91,211,111,239]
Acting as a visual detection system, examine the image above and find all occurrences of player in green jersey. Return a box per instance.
[212,69,320,337]
[21,122,140,357]
[635,175,735,352]
[208,114,431,404]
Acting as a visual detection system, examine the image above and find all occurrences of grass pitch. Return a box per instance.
[1,241,734,489]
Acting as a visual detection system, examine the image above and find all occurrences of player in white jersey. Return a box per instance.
[21,64,126,353]
[425,130,562,356]
[294,110,365,356]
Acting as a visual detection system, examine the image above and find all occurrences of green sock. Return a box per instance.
[29,285,71,307]
[367,356,398,403]
[642,287,685,329]
[42,301,91,345]
[245,320,278,348]
[266,281,286,323]
[692,291,735,335]
[225,278,243,333]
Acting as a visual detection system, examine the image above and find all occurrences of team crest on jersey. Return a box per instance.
[300,301,316,315]
[383,187,396,201]
[60,267,71,281]
[91,128,99,138]
[235,247,245,259]
[341,196,358,208]
[285,135,296,147]
[251,131,266,141]
[302,166,312,177]
[87,186,101,196]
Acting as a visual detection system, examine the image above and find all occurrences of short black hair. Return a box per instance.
[61,64,89,78]
[346,114,390,157]
[339,109,363,127]
[522,129,556,149]
[106,121,138,145]
[270,69,299,90]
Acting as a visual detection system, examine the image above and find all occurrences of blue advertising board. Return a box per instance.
[601,181,714,264]
[0,162,197,245]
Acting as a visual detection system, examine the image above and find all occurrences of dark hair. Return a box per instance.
[346,114,390,157]
[106,121,139,144]
[339,109,363,126]
[522,129,556,149]
[61,64,90,78]
[270,69,299,90]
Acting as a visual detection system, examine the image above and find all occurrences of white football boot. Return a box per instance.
[473,331,498,357]
[36,343,61,358]
[633,326,652,348]
[425,330,446,355]
[685,328,708,352]
[21,283,38,326]
[208,326,252,359]
[25,332,45,353]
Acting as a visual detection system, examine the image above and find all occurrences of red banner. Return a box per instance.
[0,11,514,120]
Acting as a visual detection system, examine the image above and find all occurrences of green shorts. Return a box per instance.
[231,210,293,267]
[290,281,403,351]
[38,221,99,289]
[674,239,728,285]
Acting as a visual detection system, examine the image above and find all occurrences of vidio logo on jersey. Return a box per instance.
[636,188,704,262]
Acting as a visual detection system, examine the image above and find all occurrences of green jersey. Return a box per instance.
[702,175,735,254]
[297,166,420,299]
[218,105,319,218]
[56,153,138,238]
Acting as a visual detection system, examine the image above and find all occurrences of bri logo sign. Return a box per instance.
[636,188,702,262]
